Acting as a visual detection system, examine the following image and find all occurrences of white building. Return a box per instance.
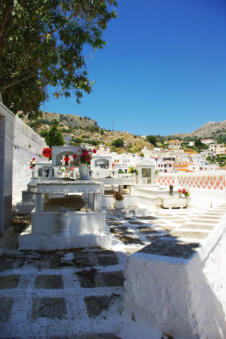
[209,143,226,155]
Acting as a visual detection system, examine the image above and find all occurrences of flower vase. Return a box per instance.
[79,164,90,180]
[31,167,35,178]
[115,200,124,209]
[58,211,71,235]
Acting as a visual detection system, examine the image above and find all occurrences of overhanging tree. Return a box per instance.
[0,0,117,115]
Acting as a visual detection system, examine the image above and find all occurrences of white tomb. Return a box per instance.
[18,146,115,250]
[137,159,155,184]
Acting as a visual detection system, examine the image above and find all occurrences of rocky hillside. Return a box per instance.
[188,121,226,138]
[172,121,226,139]
[40,111,98,129]
[24,111,153,153]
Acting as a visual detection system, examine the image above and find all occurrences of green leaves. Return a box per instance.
[0,0,117,115]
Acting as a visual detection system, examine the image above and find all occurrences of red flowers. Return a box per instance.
[64,155,69,165]
[42,147,52,158]
[178,188,189,197]
[93,149,97,153]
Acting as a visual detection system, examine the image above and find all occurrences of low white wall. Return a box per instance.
[123,210,226,338]
[32,211,106,235]
[18,211,115,250]
[102,195,137,209]
[189,189,226,209]
[133,185,226,209]
[13,116,46,203]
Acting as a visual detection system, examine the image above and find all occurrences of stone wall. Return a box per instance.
[13,116,46,203]
[0,102,14,232]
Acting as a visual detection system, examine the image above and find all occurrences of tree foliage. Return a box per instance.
[45,120,65,147]
[146,135,157,146]
[112,138,124,148]
[0,0,117,115]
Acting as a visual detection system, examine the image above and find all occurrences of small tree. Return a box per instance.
[146,135,157,146]
[45,120,64,147]
[112,138,124,148]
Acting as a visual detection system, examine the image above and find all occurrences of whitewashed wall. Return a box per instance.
[0,102,14,232]
[13,116,46,203]
[123,209,226,338]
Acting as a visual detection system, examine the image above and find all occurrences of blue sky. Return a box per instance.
[41,0,226,136]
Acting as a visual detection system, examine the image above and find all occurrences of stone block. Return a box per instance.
[84,294,120,318]
[32,297,67,320]
[0,275,20,289]
[34,275,64,289]
[77,270,124,288]
[0,297,14,321]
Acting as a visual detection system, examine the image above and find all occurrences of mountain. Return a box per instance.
[171,120,226,139]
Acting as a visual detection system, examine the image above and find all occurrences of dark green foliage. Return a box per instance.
[84,125,100,132]
[45,120,64,147]
[207,155,226,167]
[194,139,202,147]
[40,130,48,138]
[0,0,117,115]
[216,155,226,167]
[216,135,226,144]
[72,137,82,145]
[112,138,124,148]
[146,135,157,146]
[85,139,100,146]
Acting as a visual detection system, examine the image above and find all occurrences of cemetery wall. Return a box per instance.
[123,210,226,338]
[158,172,226,191]
[13,116,46,203]
[0,102,14,231]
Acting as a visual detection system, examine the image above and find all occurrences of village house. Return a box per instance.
[165,139,182,149]
[209,143,226,155]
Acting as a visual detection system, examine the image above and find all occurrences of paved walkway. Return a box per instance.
[0,247,126,338]
[1,203,226,338]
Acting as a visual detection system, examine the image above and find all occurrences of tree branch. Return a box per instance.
[40,12,77,39]
[1,71,37,92]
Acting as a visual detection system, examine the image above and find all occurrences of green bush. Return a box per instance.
[112,138,124,148]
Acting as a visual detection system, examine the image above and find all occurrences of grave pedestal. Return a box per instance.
[18,179,113,249]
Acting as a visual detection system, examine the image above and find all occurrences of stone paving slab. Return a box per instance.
[77,270,124,288]
[190,219,217,224]
[0,297,14,321]
[171,231,209,239]
[84,294,120,317]
[34,275,64,289]
[48,334,121,339]
[180,224,215,230]
[0,275,20,289]
[32,297,67,320]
